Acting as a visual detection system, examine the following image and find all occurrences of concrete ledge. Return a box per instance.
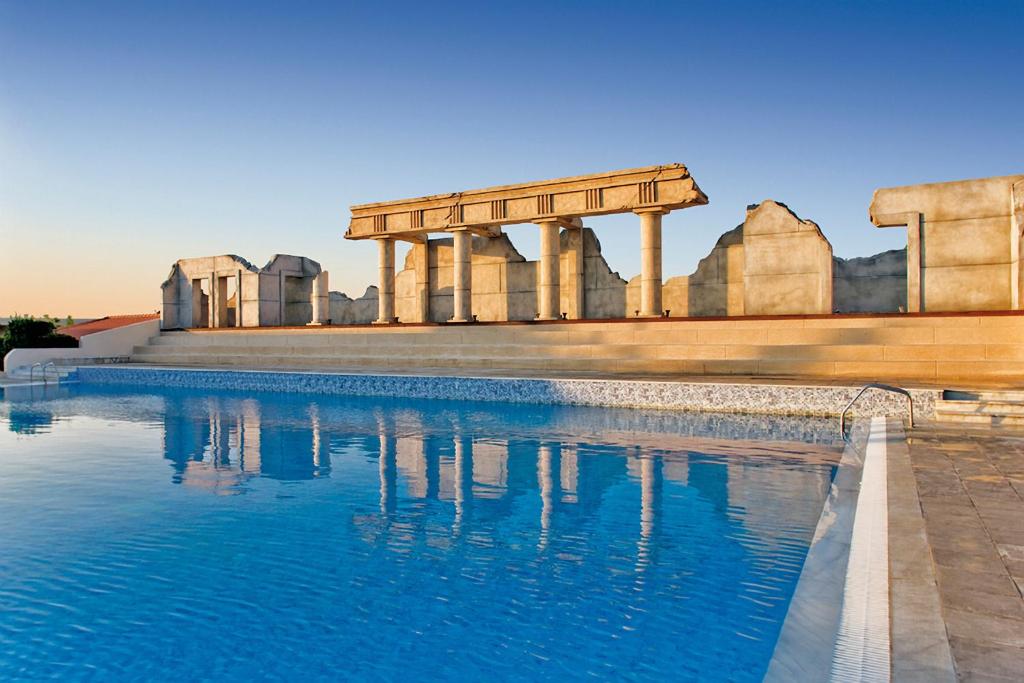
[887,418,957,682]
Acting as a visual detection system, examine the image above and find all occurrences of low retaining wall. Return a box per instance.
[136,311,1024,386]
[4,319,160,373]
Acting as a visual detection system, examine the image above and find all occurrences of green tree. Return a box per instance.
[0,316,78,371]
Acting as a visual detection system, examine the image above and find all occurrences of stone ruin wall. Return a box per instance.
[162,254,326,329]
[329,200,908,324]
[162,173,1024,328]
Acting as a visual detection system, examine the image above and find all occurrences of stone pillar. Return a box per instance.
[209,271,218,328]
[309,271,329,325]
[536,220,561,320]
[191,279,204,328]
[216,276,229,328]
[1012,180,1024,310]
[235,270,244,327]
[412,240,430,323]
[562,226,585,319]
[451,229,473,322]
[161,275,180,330]
[637,210,665,317]
[278,271,286,326]
[906,213,922,313]
[375,238,396,324]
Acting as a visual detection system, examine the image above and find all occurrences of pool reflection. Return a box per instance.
[154,391,836,563]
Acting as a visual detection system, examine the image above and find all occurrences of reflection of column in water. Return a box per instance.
[162,396,209,482]
[538,444,554,549]
[209,398,232,468]
[637,455,663,574]
[378,431,397,516]
[425,436,440,500]
[309,402,328,476]
[453,435,473,534]
[239,399,261,473]
[560,445,578,503]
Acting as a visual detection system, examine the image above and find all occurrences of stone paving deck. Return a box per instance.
[907,422,1024,681]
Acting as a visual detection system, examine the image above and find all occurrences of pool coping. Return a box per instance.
[65,365,937,419]
[766,417,955,682]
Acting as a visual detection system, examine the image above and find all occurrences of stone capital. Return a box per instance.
[633,207,670,216]
[446,225,501,238]
[532,216,578,229]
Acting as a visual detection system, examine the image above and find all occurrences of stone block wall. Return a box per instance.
[870,174,1024,311]
[743,201,833,315]
[833,250,907,313]
[330,288,378,324]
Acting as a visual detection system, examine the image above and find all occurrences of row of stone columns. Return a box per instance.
[372,209,670,324]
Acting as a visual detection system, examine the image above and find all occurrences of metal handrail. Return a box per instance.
[840,382,914,440]
[28,362,60,385]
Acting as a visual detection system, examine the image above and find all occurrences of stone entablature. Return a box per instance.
[346,164,707,240]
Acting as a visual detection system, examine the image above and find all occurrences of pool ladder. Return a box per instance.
[29,362,60,385]
[840,382,914,440]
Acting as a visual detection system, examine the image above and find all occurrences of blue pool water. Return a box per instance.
[0,384,839,681]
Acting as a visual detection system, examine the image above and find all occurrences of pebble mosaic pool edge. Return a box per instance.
[73,366,937,419]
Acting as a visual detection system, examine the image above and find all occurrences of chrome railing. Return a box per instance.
[28,362,60,385]
[840,382,914,440]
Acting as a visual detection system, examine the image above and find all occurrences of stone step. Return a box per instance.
[935,400,1024,418]
[127,352,747,376]
[136,342,731,361]
[934,411,1024,426]
[943,390,1024,402]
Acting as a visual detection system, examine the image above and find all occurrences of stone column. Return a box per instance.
[562,226,585,319]
[375,238,396,324]
[412,240,430,323]
[536,220,561,320]
[451,229,473,322]
[309,271,329,325]
[637,210,665,317]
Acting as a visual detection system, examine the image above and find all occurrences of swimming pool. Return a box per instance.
[0,383,839,681]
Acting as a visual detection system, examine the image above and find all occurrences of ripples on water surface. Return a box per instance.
[0,384,840,681]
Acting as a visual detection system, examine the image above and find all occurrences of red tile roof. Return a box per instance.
[59,314,159,340]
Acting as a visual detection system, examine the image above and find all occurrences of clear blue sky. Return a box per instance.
[2,0,1021,317]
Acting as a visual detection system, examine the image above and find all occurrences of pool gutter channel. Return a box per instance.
[766,417,955,682]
